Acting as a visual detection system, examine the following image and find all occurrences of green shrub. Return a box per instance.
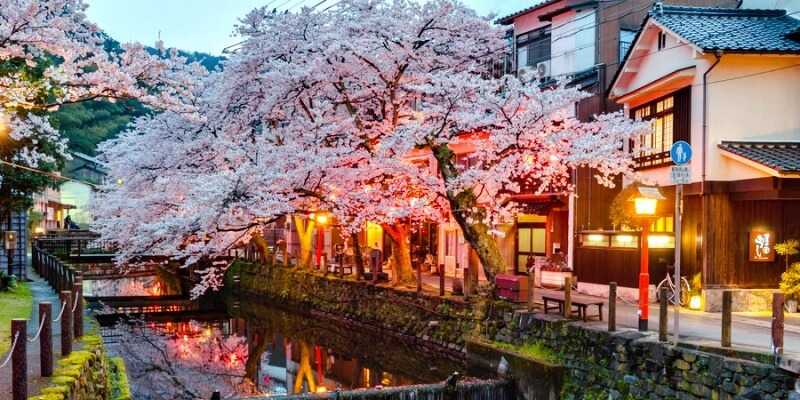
[780,262,800,300]
[0,272,18,291]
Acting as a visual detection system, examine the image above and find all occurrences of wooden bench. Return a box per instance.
[327,263,353,276]
[541,293,604,322]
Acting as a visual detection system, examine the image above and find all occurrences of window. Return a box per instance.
[630,87,690,169]
[657,31,667,50]
[516,26,551,67]
[619,29,636,63]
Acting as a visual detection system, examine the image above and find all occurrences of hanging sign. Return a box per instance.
[749,231,775,262]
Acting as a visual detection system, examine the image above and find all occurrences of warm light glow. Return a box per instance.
[34,227,44,234]
[648,235,670,246]
[689,295,702,310]
[588,234,605,242]
[315,214,328,224]
[316,386,328,393]
[634,197,658,215]
[116,178,123,185]
[616,235,633,243]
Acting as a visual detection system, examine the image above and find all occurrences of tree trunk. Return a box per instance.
[350,232,365,280]
[382,222,414,286]
[250,232,274,269]
[432,145,506,283]
[244,329,271,387]
[293,215,316,270]
[293,342,316,393]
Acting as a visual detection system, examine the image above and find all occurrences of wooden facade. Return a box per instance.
[684,190,800,289]
[575,245,673,288]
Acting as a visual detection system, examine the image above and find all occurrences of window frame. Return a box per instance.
[516,26,551,68]
[630,87,690,169]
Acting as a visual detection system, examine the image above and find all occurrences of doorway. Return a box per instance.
[516,223,546,274]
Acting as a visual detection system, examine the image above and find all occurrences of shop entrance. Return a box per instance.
[516,223,546,274]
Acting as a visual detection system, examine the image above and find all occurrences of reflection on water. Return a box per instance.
[97,292,490,398]
[227,295,490,396]
[84,277,162,297]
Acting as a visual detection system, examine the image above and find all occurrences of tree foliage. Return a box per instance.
[0,0,205,221]
[93,0,650,292]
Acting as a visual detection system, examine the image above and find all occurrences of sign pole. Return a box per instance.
[673,183,682,346]
[669,140,691,346]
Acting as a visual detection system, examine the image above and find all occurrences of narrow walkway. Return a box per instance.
[0,265,84,398]
[419,273,800,356]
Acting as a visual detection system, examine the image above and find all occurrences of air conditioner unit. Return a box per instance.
[536,60,551,80]
[517,65,536,83]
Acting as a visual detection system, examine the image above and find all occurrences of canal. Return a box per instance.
[90,278,492,399]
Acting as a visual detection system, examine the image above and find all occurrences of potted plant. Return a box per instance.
[780,262,800,313]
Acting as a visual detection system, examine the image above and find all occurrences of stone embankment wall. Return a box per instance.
[31,333,113,400]
[492,311,798,399]
[224,262,496,357]
[228,263,798,399]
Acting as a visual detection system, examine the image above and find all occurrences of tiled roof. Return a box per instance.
[718,141,800,175]
[652,6,800,53]
[496,0,561,25]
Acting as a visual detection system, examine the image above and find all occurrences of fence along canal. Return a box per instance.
[31,239,516,399]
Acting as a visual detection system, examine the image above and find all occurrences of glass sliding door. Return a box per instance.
[517,223,546,274]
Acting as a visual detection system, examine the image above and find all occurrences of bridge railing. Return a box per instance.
[34,236,117,258]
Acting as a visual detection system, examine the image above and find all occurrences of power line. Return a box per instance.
[0,159,98,186]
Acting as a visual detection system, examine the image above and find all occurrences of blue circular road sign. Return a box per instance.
[670,141,692,165]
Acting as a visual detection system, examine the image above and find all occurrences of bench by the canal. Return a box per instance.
[541,292,604,322]
[327,262,354,275]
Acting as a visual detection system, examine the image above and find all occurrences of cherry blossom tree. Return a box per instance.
[211,0,649,282]
[94,0,649,289]
[0,0,203,224]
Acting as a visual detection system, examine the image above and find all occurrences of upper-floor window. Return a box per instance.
[619,28,637,63]
[630,87,690,169]
[517,26,551,67]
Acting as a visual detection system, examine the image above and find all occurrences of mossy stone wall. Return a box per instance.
[224,262,506,354]
[29,326,118,400]
[493,311,798,399]
[31,341,109,400]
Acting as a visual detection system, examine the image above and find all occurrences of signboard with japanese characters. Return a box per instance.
[749,231,775,262]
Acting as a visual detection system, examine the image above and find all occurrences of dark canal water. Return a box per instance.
[92,280,491,399]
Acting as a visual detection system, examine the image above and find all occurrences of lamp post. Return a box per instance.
[632,185,665,332]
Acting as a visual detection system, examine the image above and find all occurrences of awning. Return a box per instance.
[718,141,800,177]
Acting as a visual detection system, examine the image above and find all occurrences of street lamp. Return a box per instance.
[631,184,665,331]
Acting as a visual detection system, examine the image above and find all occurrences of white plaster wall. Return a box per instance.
[620,26,699,99]
[550,9,597,77]
[704,54,800,181]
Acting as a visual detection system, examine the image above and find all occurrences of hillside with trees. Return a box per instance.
[50,43,224,156]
